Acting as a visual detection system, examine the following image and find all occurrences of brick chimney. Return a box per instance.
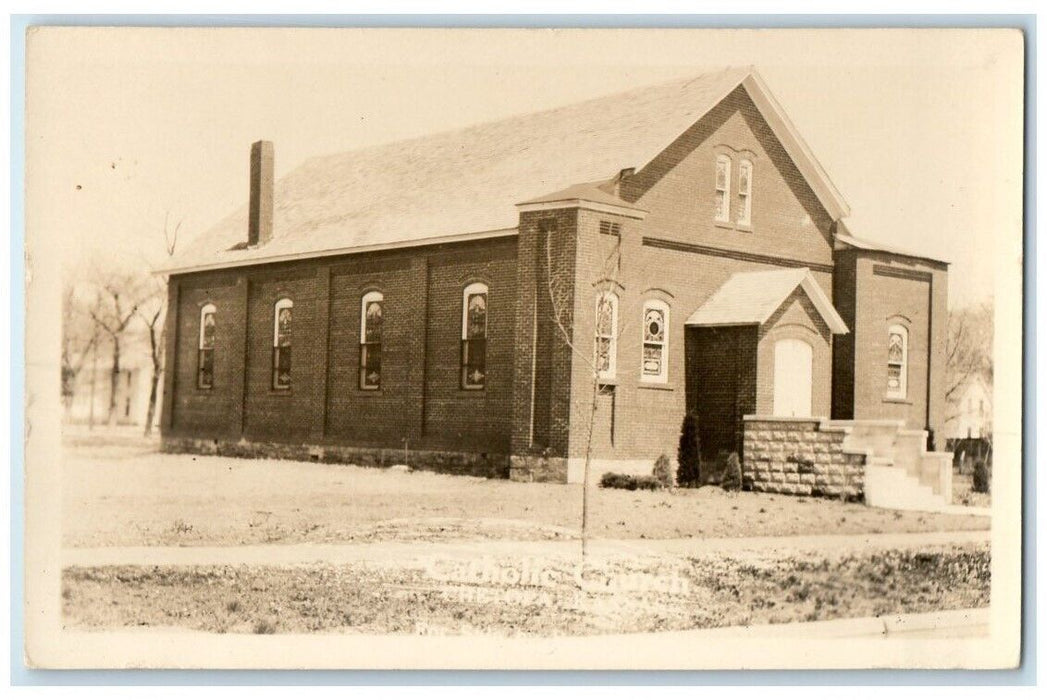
[247,140,274,246]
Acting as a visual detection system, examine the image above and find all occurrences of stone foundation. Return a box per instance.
[508,453,568,483]
[162,436,509,479]
[742,416,866,500]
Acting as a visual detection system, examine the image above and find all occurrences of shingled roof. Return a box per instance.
[685,268,848,334]
[163,66,848,273]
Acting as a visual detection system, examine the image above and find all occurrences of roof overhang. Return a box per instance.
[156,227,519,276]
[515,198,648,220]
[738,71,851,222]
[685,267,849,335]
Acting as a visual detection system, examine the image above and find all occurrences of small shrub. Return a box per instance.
[599,472,663,491]
[721,452,743,492]
[653,454,674,488]
[972,458,990,494]
[633,475,662,491]
[600,472,637,490]
[677,413,702,487]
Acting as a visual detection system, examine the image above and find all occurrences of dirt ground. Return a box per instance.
[62,543,990,636]
[62,428,990,548]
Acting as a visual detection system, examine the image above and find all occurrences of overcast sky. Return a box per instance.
[26,27,1023,308]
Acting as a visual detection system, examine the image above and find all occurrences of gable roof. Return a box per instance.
[161,66,849,274]
[685,268,849,334]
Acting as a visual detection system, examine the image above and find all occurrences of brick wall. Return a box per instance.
[742,417,865,499]
[831,249,948,447]
[163,236,519,469]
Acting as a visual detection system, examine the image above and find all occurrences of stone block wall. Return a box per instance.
[162,436,509,479]
[742,417,866,499]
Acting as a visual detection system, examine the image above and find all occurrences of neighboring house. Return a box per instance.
[65,336,161,429]
[945,376,993,442]
[158,67,949,489]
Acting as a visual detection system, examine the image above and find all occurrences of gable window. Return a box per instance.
[360,291,383,390]
[640,300,670,383]
[737,159,753,226]
[461,282,488,389]
[595,291,619,380]
[886,324,908,399]
[272,298,293,390]
[715,155,732,223]
[197,303,216,389]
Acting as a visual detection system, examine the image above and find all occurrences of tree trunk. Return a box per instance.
[144,366,160,436]
[143,325,161,436]
[580,375,600,560]
[107,337,121,426]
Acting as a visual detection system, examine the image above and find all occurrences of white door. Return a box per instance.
[773,338,813,417]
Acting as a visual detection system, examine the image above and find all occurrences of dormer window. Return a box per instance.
[715,155,732,223]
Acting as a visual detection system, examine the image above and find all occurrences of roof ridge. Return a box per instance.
[299,65,750,167]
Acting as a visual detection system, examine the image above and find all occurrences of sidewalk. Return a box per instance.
[63,529,991,567]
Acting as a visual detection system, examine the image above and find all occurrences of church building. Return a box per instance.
[159,68,950,499]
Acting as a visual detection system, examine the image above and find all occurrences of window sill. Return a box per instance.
[358,388,383,395]
[638,382,675,391]
[596,377,619,386]
[883,397,913,405]
[713,220,734,231]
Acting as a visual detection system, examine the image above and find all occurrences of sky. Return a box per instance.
[26,27,1024,309]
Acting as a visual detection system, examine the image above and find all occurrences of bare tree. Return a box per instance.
[61,284,103,416]
[945,301,993,423]
[135,289,166,435]
[544,224,631,558]
[88,270,150,426]
[134,212,181,435]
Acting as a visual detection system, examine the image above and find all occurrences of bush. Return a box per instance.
[653,454,674,488]
[634,475,662,491]
[600,472,636,490]
[972,458,990,494]
[677,413,702,487]
[599,472,662,491]
[720,452,743,492]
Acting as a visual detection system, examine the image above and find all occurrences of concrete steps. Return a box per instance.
[830,419,952,512]
[863,460,950,512]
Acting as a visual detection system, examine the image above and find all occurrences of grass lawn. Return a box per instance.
[63,429,990,548]
[62,542,990,635]
[953,472,992,509]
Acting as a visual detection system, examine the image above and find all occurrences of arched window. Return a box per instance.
[595,291,619,380]
[640,299,670,383]
[360,291,383,390]
[715,154,732,223]
[737,158,753,226]
[197,303,216,389]
[461,282,488,389]
[272,298,293,389]
[887,324,908,399]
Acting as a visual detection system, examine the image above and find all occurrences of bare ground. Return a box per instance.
[62,542,990,636]
[62,429,990,547]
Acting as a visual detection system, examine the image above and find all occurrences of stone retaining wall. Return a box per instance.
[742,417,866,499]
[162,437,509,479]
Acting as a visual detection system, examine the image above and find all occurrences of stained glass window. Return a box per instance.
[715,155,731,222]
[461,283,488,389]
[886,325,908,398]
[360,291,383,390]
[197,303,216,389]
[272,298,293,389]
[641,301,669,382]
[737,159,753,226]
[595,292,618,379]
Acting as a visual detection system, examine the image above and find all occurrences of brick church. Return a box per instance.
[160,67,949,494]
